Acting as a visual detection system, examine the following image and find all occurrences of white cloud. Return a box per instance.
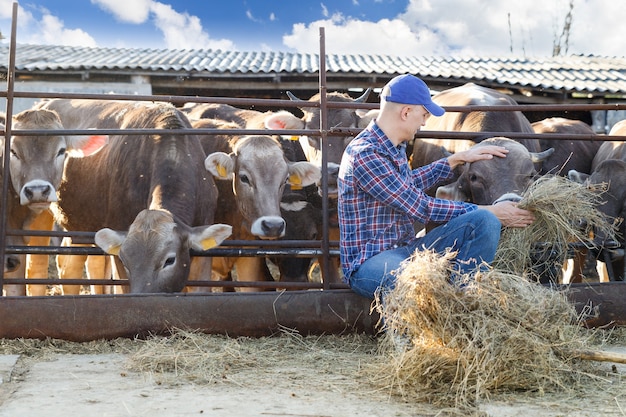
[91,0,151,24]
[149,2,235,50]
[321,3,329,18]
[283,0,626,57]
[26,14,97,47]
[399,0,626,56]
[283,13,439,56]
[0,1,96,47]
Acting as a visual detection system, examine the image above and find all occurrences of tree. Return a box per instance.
[553,0,574,56]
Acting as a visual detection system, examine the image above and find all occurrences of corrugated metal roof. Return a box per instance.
[1,44,626,94]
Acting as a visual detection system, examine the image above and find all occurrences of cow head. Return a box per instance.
[205,135,321,240]
[94,209,232,293]
[436,137,554,205]
[264,89,371,197]
[4,109,107,214]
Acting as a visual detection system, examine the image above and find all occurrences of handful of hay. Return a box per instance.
[371,249,599,408]
[493,174,616,281]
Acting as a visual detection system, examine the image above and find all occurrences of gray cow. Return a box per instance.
[568,119,626,282]
[1,109,107,295]
[35,99,232,294]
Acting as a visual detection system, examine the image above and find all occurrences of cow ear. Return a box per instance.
[66,135,108,157]
[94,228,126,256]
[567,169,589,184]
[288,161,322,188]
[189,224,232,251]
[265,111,304,130]
[204,152,234,180]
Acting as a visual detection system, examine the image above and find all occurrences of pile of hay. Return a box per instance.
[370,249,600,409]
[493,174,616,281]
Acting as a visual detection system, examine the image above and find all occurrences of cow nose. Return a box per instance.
[20,180,57,205]
[261,218,285,237]
[24,184,51,201]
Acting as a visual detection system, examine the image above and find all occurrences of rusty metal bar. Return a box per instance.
[318,27,332,290]
[0,283,620,342]
[0,290,377,341]
[0,3,19,291]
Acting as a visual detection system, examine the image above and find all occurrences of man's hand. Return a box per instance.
[481,200,535,228]
[448,145,509,169]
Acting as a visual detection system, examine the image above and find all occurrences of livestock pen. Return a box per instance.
[1,3,626,342]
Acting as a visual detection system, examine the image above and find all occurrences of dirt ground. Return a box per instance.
[0,332,625,417]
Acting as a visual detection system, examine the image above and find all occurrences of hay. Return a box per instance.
[493,174,617,281]
[126,328,378,387]
[370,249,601,409]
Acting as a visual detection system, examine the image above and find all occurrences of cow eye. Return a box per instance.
[9,149,19,160]
[240,174,250,185]
[469,174,478,182]
[163,256,176,268]
[57,148,67,157]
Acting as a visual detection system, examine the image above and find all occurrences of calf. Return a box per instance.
[35,99,231,293]
[1,110,106,296]
[200,119,320,291]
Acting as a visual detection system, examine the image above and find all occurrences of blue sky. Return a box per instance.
[0,0,624,57]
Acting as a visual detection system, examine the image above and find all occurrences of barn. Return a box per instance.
[1,44,626,131]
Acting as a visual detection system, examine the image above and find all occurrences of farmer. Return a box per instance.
[337,74,535,299]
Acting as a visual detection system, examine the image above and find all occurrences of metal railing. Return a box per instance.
[1,2,625,296]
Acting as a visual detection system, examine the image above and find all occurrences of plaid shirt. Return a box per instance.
[337,120,477,281]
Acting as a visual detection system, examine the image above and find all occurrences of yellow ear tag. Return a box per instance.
[289,174,302,190]
[107,244,121,256]
[289,136,299,141]
[216,164,227,179]
[201,237,218,251]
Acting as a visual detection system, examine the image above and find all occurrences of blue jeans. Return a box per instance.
[348,210,501,299]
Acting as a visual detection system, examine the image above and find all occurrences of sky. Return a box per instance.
[0,0,624,57]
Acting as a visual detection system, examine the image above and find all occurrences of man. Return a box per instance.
[338,74,535,299]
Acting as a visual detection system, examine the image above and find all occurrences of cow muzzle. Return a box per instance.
[20,180,57,209]
[251,216,286,239]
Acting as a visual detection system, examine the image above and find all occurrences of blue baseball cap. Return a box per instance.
[383,74,445,117]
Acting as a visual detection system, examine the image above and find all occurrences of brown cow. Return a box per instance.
[0,109,106,295]
[191,117,323,286]
[196,118,320,291]
[34,99,231,294]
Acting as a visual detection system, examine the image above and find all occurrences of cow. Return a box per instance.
[531,117,605,283]
[0,109,107,296]
[410,83,540,191]
[435,136,556,283]
[531,117,602,176]
[435,137,553,206]
[189,111,325,287]
[34,99,232,294]
[568,119,626,282]
[194,118,321,291]
[260,90,373,285]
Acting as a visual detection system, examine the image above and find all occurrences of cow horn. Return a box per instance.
[286,91,301,101]
[354,88,372,103]
[529,147,555,163]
